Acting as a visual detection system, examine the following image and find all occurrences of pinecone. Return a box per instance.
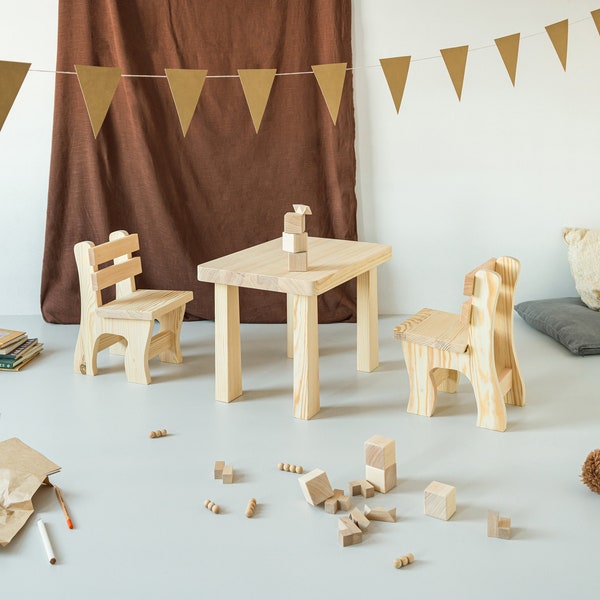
[581,449,600,495]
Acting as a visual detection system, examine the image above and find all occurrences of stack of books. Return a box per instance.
[0,328,44,371]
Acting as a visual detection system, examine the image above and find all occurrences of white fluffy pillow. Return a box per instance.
[563,227,600,310]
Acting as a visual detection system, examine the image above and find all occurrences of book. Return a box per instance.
[0,347,43,371]
[0,329,26,350]
[0,337,38,359]
[0,343,43,370]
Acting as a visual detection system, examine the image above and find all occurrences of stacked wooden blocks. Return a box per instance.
[424,481,456,520]
[487,510,511,539]
[365,435,397,493]
[214,460,234,484]
[283,204,312,271]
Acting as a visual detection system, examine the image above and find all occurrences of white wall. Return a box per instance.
[1,1,598,315]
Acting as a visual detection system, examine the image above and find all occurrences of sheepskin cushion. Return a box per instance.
[563,227,600,310]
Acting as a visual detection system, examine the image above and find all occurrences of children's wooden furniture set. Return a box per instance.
[73,226,525,431]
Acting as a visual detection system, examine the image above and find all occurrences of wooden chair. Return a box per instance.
[393,257,525,432]
[73,230,193,384]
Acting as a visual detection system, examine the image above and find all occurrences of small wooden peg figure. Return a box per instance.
[204,499,220,514]
[278,462,303,473]
[393,553,414,569]
[245,498,257,518]
[149,429,167,438]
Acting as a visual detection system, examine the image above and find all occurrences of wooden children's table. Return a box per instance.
[197,237,392,419]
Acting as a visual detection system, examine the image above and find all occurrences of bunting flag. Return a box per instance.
[545,19,568,71]
[0,60,30,131]
[379,56,411,113]
[237,68,277,133]
[165,68,207,136]
[440,45,468,100]
[311,62,347,125]
[592,9,600,35]
[494,33,520,86]
[75,65,122,138]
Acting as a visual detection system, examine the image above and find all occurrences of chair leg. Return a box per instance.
[469,359,507,432]
[121,320,154,384]
[74,326,85,374]
[157,305,185,363]
[403,342,438,417]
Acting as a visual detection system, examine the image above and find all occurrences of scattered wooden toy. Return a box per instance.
[424,481,456,520]
[338,516,363,547]
[245,498,257,518]
[364,435,397,493]
[581,449,600,494]
[298,468,334,506]
[214,461,225,479]
[204,499,220,514]
[278,462,303,474]
[283,204,312,272]
[324,489,352,514]
[394,553,414,569]
[348,479,375,498]
[364,504,396,523]
[149,429,167,438]
[222,465,234,484]
[487,510,511,539]
[348,507,370,531]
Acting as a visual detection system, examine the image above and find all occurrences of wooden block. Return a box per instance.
[349,507,370,531]
[498,517,511,540]
[293,204,312,215]
[284,212,305,234]
[288,251,308,272]
[324,489,352,514]
[364,504,396,523]
[365,464,397,493]
[365,435,396,469]
[424,481,456,520]
[348,481,363,496]
[222,465,234,484]
[488,510,511,539]
[282,232,308,253]
[214,460,225,480]
[338,516,363,547]
[298,468,334,506]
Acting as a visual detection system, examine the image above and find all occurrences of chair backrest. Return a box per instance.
[74,230,141,311]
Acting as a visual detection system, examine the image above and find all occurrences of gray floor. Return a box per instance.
[1,314,599,599]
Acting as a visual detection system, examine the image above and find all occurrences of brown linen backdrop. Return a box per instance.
[41,0,358,324]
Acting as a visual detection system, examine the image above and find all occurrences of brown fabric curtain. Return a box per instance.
[41,0,357,323]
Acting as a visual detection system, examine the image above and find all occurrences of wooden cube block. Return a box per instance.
[282,232,308,253]
[365,464,397,493]
[222,465,234,484]
[364,504,396,523]
[424,481,456,520]
[284,212,305,234]
[338,516,363,547]
[488,510,511,539]
[364,435,396,470]
[324,489,352,514]
[288,251,308,272]
[214,460,225,479]
[298,468,334,506]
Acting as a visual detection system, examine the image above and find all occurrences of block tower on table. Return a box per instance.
[283,204,312,271]
[365,435,397,493]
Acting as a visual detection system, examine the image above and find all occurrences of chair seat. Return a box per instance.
[96,289,193,321]
[393,308,469,353]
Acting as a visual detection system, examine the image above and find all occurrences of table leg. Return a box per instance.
[357,268,379,372]
[214,283,242,402]
[286,293,294,359]
[293,294,320,419]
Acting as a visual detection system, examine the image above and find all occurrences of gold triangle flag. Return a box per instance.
[165,68,207,137]
[592,9,600,35]
[379,56,411,113]
[545,20,568,71]
[440,45,468,100]
[75,65,122,138]
[0,61,31,131]
[494,33,520,86]
[311,62,347,125]
[237,69,277,133]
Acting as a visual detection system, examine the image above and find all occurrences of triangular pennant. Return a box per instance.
[440,45,469,100]
[165,68,207,136]
[592,9,600,35]
[545,19,568,71]
[311,63,347,125]
[494,33,520,86]
[379,56,411,113]
[237,69,277,133]
[75,65,122,138]
[0,60,31,131]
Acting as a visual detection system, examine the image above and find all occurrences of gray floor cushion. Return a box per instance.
[514,297,600,356]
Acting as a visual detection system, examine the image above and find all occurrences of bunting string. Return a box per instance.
[1,10,599,136]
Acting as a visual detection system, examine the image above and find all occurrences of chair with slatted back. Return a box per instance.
[393,257,525,432]
[73,230,193,384]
